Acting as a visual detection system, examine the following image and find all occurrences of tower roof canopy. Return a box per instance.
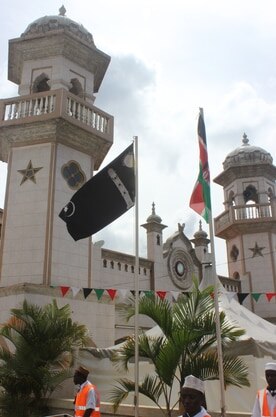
[8,7,110,92]
[214,133,276,186]
[146,202,162,224]
[223,133,273,170]
[22,7,95,47]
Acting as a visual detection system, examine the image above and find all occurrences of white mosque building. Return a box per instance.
[0,7,275,357]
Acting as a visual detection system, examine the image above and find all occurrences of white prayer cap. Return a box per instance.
[182,375,205,394]
[265,363,276,372]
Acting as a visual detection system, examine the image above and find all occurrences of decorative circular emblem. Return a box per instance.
[61,160,86,189]
[175,260,185,277]
[167,248,193,290]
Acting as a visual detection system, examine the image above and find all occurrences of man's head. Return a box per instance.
[265,362,276,390]
[73,366,90,385]
[180,375,205,415]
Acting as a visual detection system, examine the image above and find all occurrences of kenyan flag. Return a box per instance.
[189,110,211,223]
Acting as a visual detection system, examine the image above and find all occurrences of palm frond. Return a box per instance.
[109,375,164,412]
[0,300,89,416]
[109,281,250,416]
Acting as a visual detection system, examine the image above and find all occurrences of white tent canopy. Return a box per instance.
[79,287,276,413]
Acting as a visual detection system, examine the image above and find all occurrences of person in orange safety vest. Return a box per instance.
[251,362,276,417]
[73,366,100,417]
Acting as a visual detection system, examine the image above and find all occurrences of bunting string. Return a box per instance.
[53,285,276,305]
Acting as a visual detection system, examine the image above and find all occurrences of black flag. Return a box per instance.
[59,144,135,241]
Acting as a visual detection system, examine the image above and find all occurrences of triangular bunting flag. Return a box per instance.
[83,288,92,299]
[107,289,117,300]
[266,292,276,302]
[252,293,262,302]
[71,287,81,297]
[156,291,167,300]
[171,291,180,301]
[224,292,236,303]
[60,286,70,297]
[117,289,129,299]
[143,290,153,298]
[130,290,142,297]
[181,292,190,297]
[237,293,249,305]
[94,289,105,300]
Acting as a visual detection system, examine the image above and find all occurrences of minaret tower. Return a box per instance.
[0,8,113,288]
[214,134,276,322]
[190,220,210,264]
[141,203,167,285]
[142,203,167,261]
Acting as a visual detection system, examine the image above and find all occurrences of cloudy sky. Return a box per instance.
[1,0,276,277]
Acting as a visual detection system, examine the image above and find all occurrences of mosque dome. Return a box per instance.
[193,221,208,240]
[21,6,95,46]
[223,133,273,170]
[146,202,162,224]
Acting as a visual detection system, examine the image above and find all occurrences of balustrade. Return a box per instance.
[215,202,273,236]
[3,94,56,120]
[233,203,272,221]
[0,89,113,139]
[66,96,109,133]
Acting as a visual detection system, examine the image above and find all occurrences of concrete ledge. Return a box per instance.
[47,398,251,417]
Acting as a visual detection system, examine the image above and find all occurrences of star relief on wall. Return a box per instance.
[17,160,43,185]
[249,242,265,258]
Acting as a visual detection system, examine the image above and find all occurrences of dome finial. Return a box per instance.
[59,5,66,16]
[193,220,208,240]
[199,220,202,231]
[242,133,249,146]
[146,202,162,224]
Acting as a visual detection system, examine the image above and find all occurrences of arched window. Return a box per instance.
[156,234,161,245]
[243,185,258,204]
[230,245,239,262]
[32,73,50,93]
[233,272,240,280]
[228,190,235,207]
[243,185,259,218]
[268,187,274,202]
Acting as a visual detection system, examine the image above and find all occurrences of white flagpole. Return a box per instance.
[208,210,226,417]
[133,136,139,417]
[200,108,226,417]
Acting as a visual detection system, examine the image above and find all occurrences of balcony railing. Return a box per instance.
[0,89,113,141]
[215,202,273,234]
[3,94,56,119]
[219,275,241,293]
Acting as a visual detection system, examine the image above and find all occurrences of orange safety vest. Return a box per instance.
[75,382,100,417]
[257,389,276,417]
